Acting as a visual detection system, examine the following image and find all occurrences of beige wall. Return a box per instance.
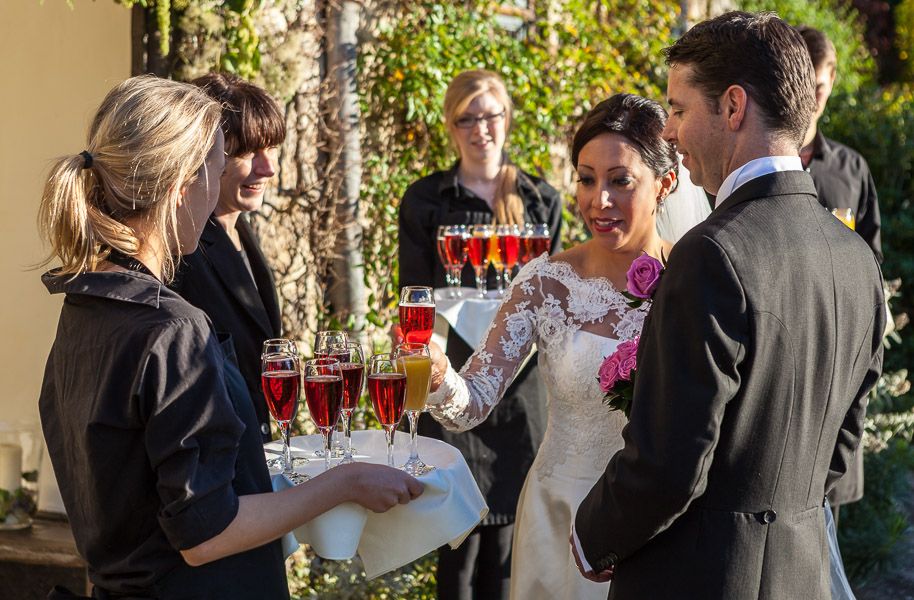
[0,1,130,427]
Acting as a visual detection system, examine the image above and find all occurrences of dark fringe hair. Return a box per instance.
[191,73,286,157]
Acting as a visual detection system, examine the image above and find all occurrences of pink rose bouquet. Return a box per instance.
[622,253,664,308]
[599,337,639,417]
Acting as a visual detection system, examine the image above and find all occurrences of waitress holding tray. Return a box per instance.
[398,69,562,600]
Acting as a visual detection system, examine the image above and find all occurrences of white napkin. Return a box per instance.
[354,433,489,579]
[434,287,502,349]
[266,430,488,578]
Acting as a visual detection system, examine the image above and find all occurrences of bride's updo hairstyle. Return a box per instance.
[39,75,222,282]
[571,93,679,190]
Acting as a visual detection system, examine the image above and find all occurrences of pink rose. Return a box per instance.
[626,254,664,299]
[598,338,640,392]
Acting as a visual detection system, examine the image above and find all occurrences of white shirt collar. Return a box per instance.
[714,156,803,208]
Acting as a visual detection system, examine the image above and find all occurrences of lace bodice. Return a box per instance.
[427,254,648,479]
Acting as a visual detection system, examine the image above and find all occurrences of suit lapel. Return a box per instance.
[198,218,275,338]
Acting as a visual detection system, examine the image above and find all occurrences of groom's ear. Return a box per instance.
[723,85,748,131]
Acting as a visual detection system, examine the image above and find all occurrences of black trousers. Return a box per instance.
[437,523,514,600]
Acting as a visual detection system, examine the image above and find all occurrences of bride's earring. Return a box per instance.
[656,194,666,215]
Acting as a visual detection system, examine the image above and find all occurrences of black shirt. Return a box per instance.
[398,162,563,523]
[806,130,882,263]
[172,216,283,442]
[39,269,288,598]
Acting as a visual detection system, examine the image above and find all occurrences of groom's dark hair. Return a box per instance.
[663,11,816,149]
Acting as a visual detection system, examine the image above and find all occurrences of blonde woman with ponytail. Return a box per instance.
[39,76,421,600]
[398,69,563,600]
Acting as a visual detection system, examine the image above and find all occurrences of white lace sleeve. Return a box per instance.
[427,256,554,432]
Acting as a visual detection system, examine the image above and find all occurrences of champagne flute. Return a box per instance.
[303,358,344,471]
[368,353,407,467]
[262,338,298,468]
[831,208,856,230]
[262,351,308,484]
[314,330,348,358]
[524,223,551,261]
[438,224,467,298]
[495,223,521,291]
[399,286,435,345]
[314,330,349,456]
[263,338,298,357]
[488,229,505,294]
[467,223,494,298]
[395,343,435,476]
[262,339,308,469]
[328,342,364,464]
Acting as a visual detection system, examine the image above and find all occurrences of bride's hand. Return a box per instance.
[429,341,448,392]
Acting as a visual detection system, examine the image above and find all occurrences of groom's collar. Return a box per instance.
[713,170,817,215]
[714,156,803,208]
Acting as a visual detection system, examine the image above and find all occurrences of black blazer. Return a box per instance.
[575,171,885,599]
[172,216,282,441]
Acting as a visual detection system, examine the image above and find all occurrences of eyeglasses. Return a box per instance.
[454,110,507,129]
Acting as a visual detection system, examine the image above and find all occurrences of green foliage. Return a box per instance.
[112,0,261,78]
[824,85,914,377]
[219,0,262,79]
[287,551,436,599]
[820,82,914,583]
[838,437,914,582]
[739,0,876,93]
[898,0,914,82]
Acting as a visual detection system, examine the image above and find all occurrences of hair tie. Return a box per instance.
[80,150,93,169]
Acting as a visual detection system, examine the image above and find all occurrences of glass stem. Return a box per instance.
[454,265,464,298]
[384,425,395,467]
[321,427,332,471]
[408,410,420,462]
[343,409,353,460]
[282,421,293,474]
[474,266,486,298]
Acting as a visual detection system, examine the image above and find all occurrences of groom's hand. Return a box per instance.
[569,534,614,583]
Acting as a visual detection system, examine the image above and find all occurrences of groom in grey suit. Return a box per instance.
[572,11,885,600]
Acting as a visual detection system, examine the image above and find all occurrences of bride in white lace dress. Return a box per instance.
[426,94,687,600]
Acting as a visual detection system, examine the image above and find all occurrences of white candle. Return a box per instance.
[0,443,22,492]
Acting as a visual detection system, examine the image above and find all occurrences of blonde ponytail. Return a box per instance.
[38,75,221,282]
[39,155,137,276]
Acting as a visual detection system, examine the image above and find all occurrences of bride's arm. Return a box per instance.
[425,260,549,432]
